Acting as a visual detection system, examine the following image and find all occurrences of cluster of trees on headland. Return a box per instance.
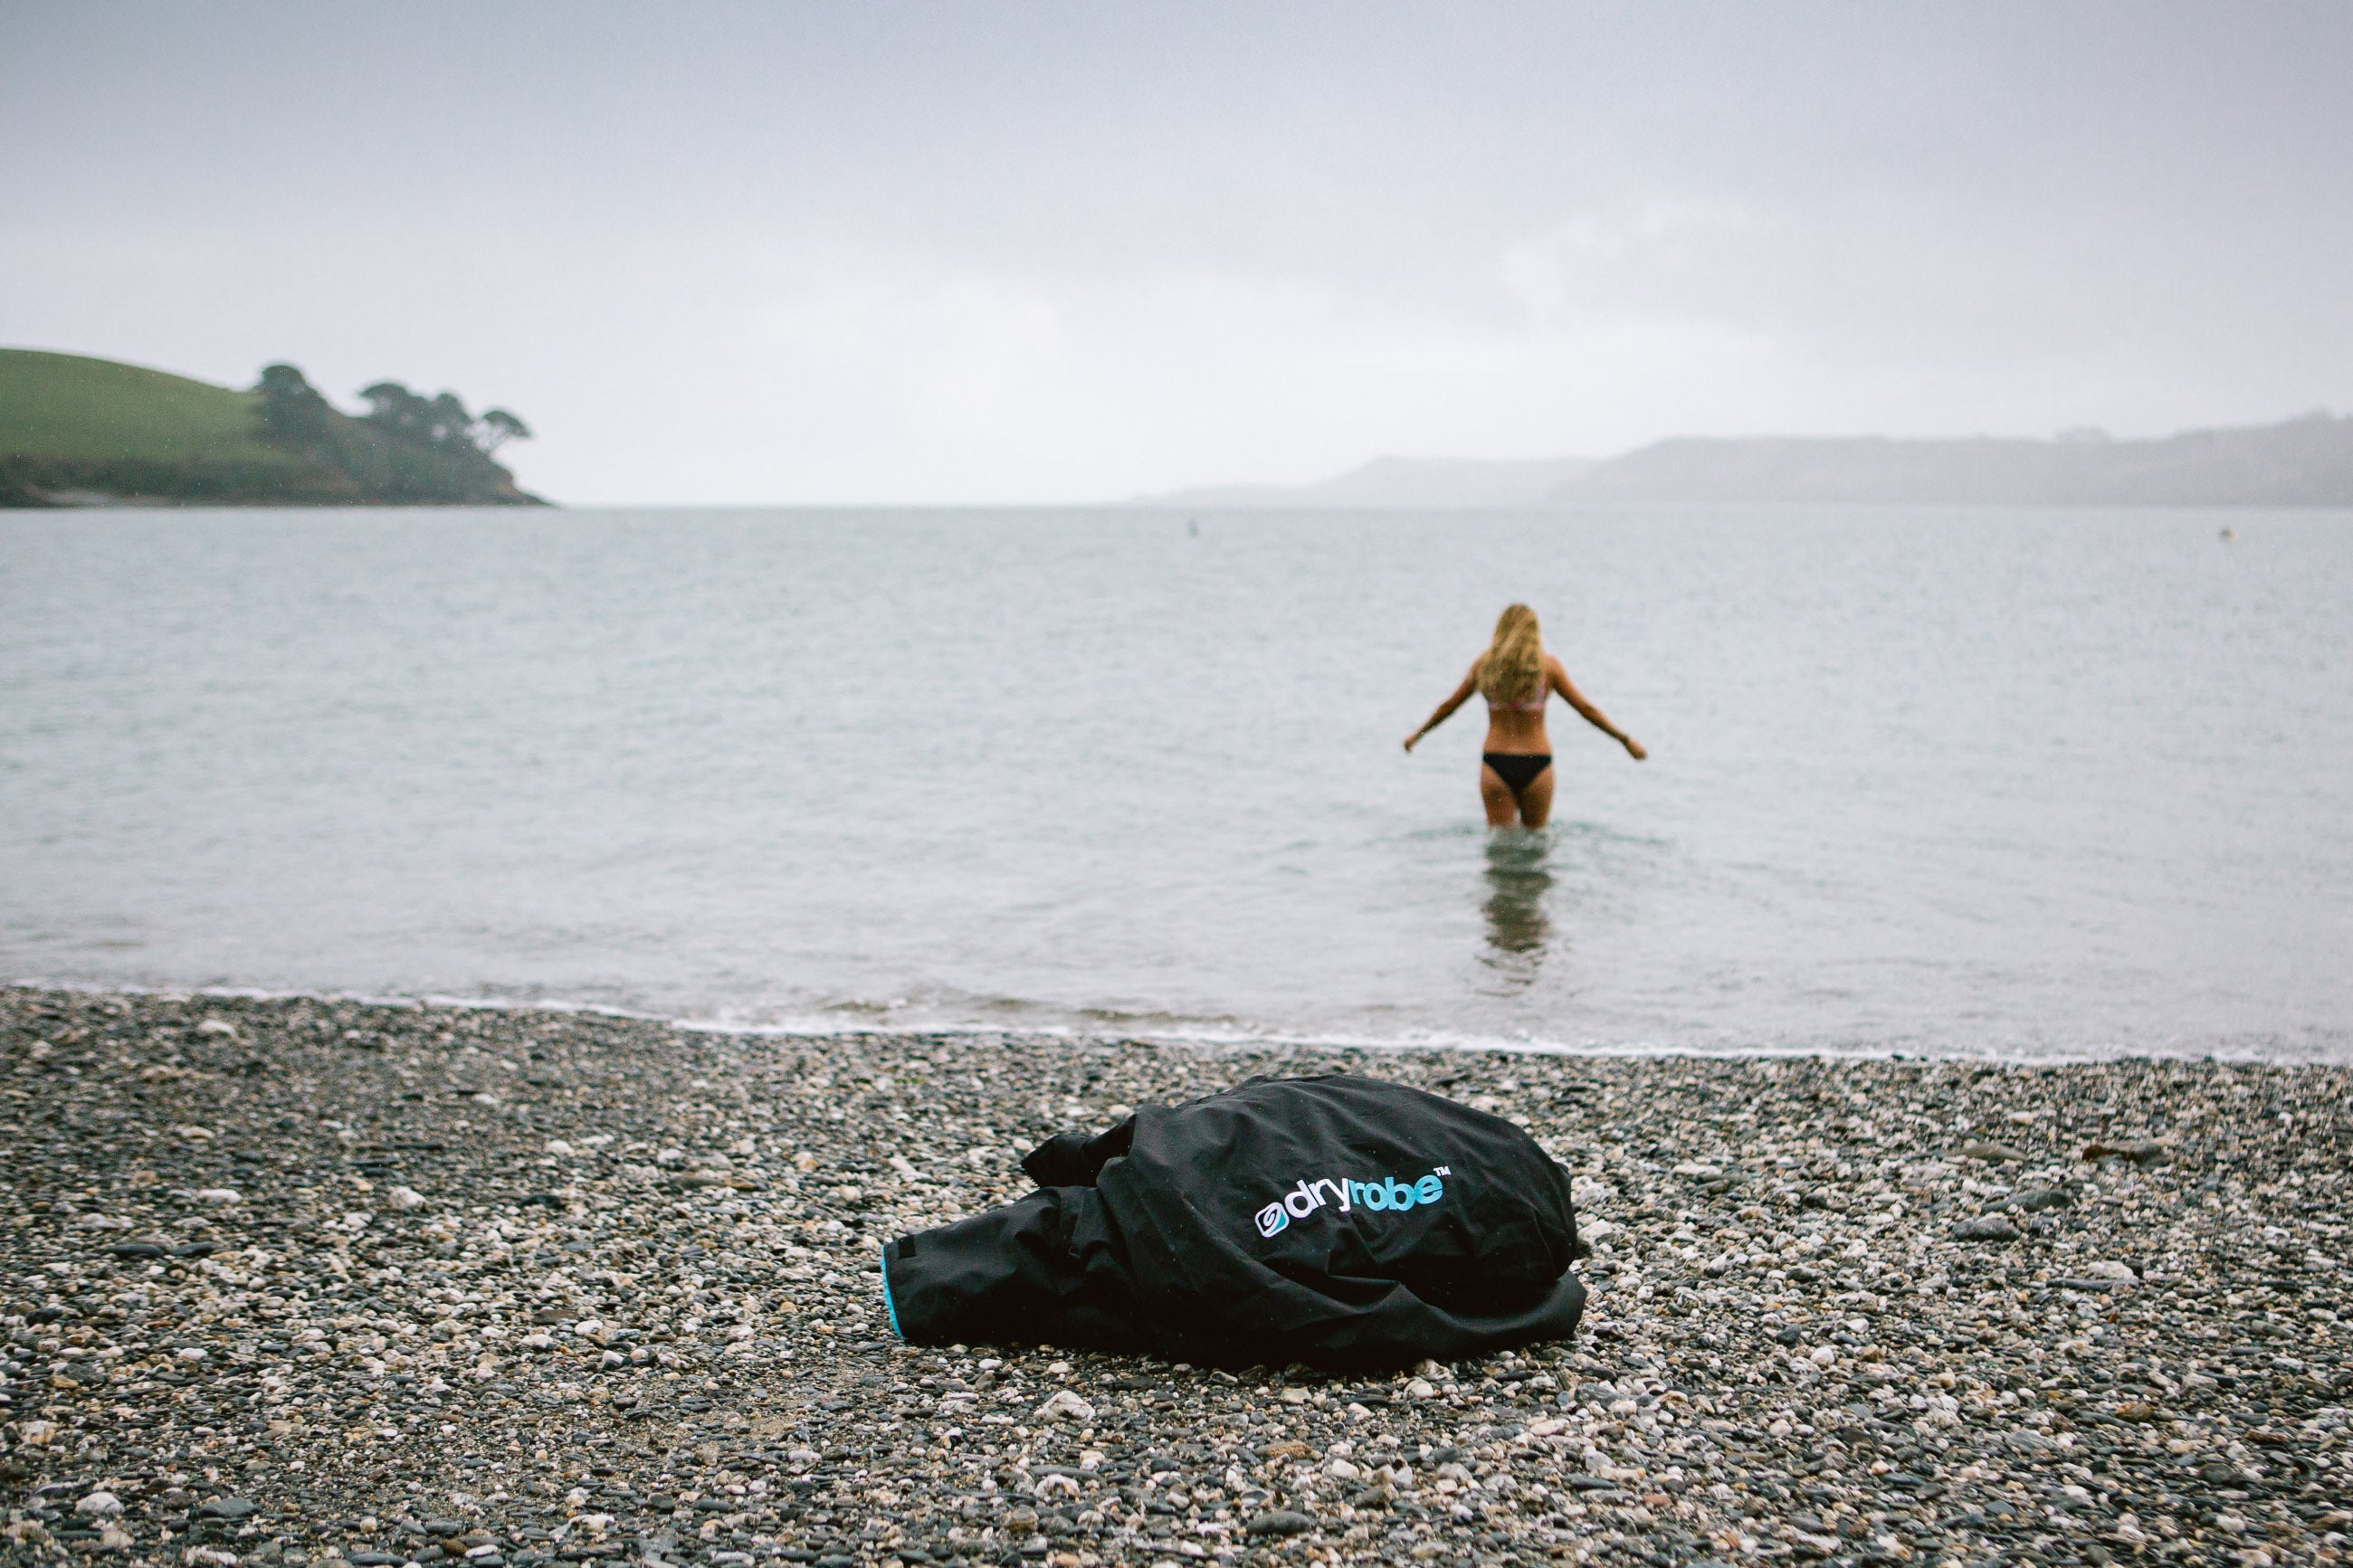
[251,363,540,504]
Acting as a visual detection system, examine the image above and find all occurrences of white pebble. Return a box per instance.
[1033,1389,1095,1424]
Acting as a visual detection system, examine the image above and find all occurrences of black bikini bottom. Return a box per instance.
[1482,753,1553,792]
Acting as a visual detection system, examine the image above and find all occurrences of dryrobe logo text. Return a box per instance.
[1253,1166,1452,1238]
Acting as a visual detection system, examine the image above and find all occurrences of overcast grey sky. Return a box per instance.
[5,3,2349,503]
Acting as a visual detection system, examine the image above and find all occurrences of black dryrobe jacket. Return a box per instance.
[880,1074,1586,1371]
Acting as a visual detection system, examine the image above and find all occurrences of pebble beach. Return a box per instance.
[3,988,2348,1568]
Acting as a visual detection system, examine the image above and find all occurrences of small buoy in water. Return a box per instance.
[2219,526,2237,540]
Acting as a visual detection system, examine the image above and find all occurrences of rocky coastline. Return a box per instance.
[3,987,2347,1568]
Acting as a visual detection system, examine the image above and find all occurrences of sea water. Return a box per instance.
[3,506,2348,1060]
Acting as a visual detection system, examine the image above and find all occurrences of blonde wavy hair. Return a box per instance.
[1475,603,1545,707]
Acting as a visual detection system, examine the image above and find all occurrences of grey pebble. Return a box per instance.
[1246,1508,1316,1535]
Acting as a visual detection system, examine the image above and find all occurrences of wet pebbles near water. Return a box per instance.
[2,987,2348,1568]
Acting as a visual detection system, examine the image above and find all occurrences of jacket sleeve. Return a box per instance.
[881,1185,1145,1354]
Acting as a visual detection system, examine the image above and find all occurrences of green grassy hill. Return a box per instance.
[0,348,543,507]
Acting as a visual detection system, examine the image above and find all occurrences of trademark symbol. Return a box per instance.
[1434,1166,1452,1176]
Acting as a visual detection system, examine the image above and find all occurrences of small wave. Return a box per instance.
[12,974,2346,1065]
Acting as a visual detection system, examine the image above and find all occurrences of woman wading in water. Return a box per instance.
[1404,603,1645,828]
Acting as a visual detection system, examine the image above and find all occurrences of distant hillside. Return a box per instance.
[1141,413,2353,509]
[0,349,545,507]
[1550,413,2353,507]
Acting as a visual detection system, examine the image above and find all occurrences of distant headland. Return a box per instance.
[0,349,547,508]
[1148,412,2353,509]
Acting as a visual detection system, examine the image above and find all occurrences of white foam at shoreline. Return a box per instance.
[9,974,2347,1067]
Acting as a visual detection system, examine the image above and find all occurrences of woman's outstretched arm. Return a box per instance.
[1404,668,1480,753]
[1550,658,1646,760]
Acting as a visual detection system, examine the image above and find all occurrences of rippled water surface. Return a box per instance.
[5,506,2349,1059]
